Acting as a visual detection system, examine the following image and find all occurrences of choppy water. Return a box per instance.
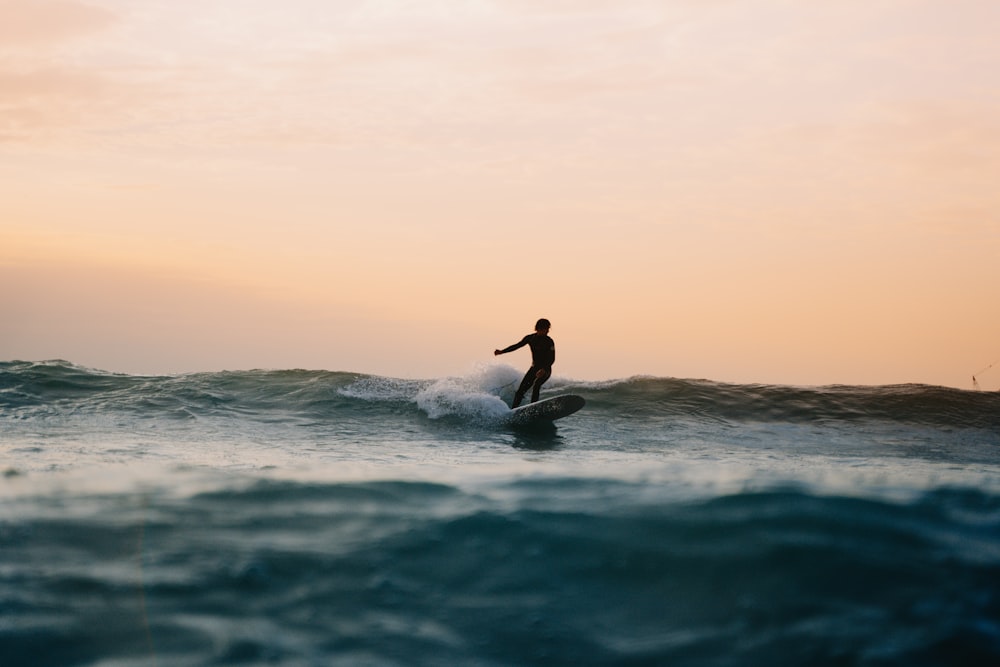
[2,360,999,666]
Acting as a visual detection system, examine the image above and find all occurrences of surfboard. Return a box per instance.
[505,394,585,427]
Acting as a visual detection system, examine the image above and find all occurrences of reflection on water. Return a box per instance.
[509,422,563,450]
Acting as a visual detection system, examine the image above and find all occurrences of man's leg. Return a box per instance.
[529,368,551,403]
[512,367,537,408]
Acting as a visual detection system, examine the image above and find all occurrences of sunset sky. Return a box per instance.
[2,0,998,388]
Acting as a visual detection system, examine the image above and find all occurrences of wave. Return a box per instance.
[581,375,1000,430]
[3,360,997,431]
[3,477,999,666]
[3,359,999,431]
[0,360,362,421]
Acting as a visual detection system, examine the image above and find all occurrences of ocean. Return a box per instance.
[2,359,999,666]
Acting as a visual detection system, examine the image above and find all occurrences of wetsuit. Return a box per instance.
[498,333,555,407]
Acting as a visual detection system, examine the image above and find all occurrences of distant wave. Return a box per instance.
[576,375,1000,430]
[3,360,997,432]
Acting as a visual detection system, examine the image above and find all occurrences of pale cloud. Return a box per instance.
[0,1,123,142]
[3,0,998,188]
[0,0,116,44]
[0,66,109,141]
[3,0,998,147]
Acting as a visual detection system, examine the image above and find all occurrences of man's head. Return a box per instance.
[535,318,551,332]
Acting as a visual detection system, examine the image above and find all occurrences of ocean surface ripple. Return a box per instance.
[2,360,999,666]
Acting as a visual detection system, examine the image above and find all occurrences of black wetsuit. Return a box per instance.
[498,333,555,407]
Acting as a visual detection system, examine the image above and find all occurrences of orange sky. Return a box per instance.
[2,0,998,388]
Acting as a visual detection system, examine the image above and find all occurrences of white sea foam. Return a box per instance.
[414,363,522,421]
[337,376,425,401]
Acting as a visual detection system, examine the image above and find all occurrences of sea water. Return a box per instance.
[2,360,999,666]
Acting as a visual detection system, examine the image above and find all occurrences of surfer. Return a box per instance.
[494,318,555,408]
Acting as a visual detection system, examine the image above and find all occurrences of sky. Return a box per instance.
[1,0,998,388]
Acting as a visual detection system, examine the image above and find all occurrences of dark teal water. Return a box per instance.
[2,360,999,666]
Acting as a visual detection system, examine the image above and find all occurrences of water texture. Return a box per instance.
[2,360,999,666]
